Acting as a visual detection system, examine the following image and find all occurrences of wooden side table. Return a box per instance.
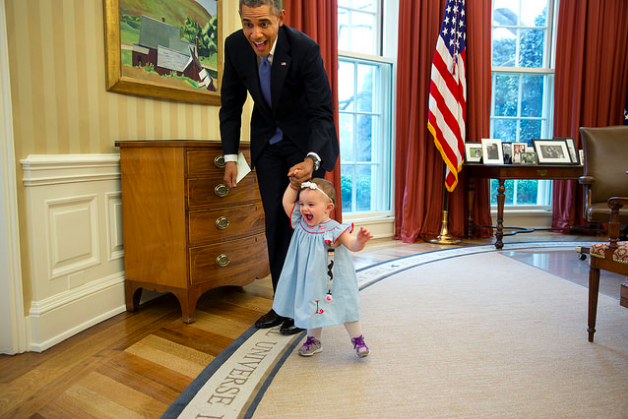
[116,140,270,323]
[465,164,584,249]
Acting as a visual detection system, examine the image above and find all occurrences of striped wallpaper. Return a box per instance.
[5,0,249,158]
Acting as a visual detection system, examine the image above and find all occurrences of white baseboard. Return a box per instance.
[27,273,126,352]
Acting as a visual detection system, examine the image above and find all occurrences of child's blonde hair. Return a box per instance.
[299,178,336,205]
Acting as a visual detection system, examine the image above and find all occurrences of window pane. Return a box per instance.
[494,74,519,117]
[493,119,517,142]
[357,64,375,112]
[340,164,354,211]
[494,1,520,25]
[521,75,543,117]
[349,12,376,54]
[339,113,354,159]
[338,61,355,111]
[522,2,547,26]
[356,114,374,162]
[338,9,351,51]
[520,119,542,142]
[492,29,516,67]
[352,0,376,12]
[519,29,545,68]
[339,0,376,12]
[515,180,540,204]
[490,179,514,205]
[356,165,372,212]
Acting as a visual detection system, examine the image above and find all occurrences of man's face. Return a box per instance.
[240,4,285,57]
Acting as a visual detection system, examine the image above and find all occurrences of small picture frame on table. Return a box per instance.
[511,142,527,164]
[481,138,504,164]
[502,142,513,164]
[465,143,483,163]
[520,151,538,165]
[554,137,579,164]
[579,149,585,165]
[532,139,572,164]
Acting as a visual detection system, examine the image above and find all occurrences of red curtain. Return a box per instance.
[394,0,493,242]
[283,0,342,222]
[552,0,628,228]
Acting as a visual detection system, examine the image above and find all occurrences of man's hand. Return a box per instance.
[287,158,314,186]
[223,161,238,188]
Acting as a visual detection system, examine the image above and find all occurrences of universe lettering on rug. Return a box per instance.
[176,326,301,419]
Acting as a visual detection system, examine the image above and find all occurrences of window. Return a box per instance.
[338,0,393,216]
[490,0,558,208]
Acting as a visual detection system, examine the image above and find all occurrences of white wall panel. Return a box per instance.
[21,154,125,351]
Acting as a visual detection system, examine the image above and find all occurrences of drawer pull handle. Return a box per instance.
[214,155,226,169]
[214,184,230,197]
[216,254,230,267]
[215,216,230,230]
[537,170,548,177]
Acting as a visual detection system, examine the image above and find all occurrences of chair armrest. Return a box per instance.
[608,197,628,208]
[579,175,594,185]
[606,197,628,248]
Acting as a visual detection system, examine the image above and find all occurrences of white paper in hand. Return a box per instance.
[236,152,251,184]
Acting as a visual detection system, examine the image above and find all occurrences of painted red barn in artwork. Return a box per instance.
[131,15,201,83]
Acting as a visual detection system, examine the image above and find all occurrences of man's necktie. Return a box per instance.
[259,56,283,144]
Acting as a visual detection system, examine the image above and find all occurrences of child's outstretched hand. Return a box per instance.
[357,227,373,244]
[287,168,302,190]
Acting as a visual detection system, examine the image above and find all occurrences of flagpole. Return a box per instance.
[428,185,462,245]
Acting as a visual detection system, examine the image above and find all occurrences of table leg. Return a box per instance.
[467,177,475,239]
[495,178,505,250]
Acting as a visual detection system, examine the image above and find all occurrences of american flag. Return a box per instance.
[427,0,467,192]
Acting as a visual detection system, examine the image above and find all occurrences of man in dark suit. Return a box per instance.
[220,0,339,335]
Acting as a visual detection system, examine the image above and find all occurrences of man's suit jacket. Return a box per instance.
[220,25,339,171]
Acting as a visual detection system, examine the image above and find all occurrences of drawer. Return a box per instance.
[188,203,265,245]
[187,175,261,209]
[189,233,270,286]
[187,148,251,175]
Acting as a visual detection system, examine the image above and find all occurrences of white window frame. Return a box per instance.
[337,0,398,233]
[489,0,559,216]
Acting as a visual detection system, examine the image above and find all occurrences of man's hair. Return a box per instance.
[300,178,336,205]
[239,0,282,16]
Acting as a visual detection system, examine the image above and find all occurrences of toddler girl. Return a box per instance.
[272,177,372,357]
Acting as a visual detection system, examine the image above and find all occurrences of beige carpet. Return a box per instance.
[252,251,628,418]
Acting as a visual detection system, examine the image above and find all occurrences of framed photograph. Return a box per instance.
[511,142,527,164]
[481,138,504,164]
[532,139,572,164]
[104,0,222,105]
[465,143,483,163]
[520,151,538,165]
[501,142,512,164]
[554,137,579,164]
[579,149,585,165]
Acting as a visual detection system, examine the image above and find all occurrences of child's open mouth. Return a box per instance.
[305,214,314,222]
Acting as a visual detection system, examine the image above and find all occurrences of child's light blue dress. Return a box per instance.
[272,206,361,330]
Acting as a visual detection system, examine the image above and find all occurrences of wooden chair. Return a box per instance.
[576,126,628,259]
[587,196,628,342]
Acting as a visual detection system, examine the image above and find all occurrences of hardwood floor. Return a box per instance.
[0,232,601,418]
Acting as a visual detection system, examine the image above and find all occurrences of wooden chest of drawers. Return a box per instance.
[115,140,269,323]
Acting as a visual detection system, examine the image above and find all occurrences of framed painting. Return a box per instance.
[104,0,222,105]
